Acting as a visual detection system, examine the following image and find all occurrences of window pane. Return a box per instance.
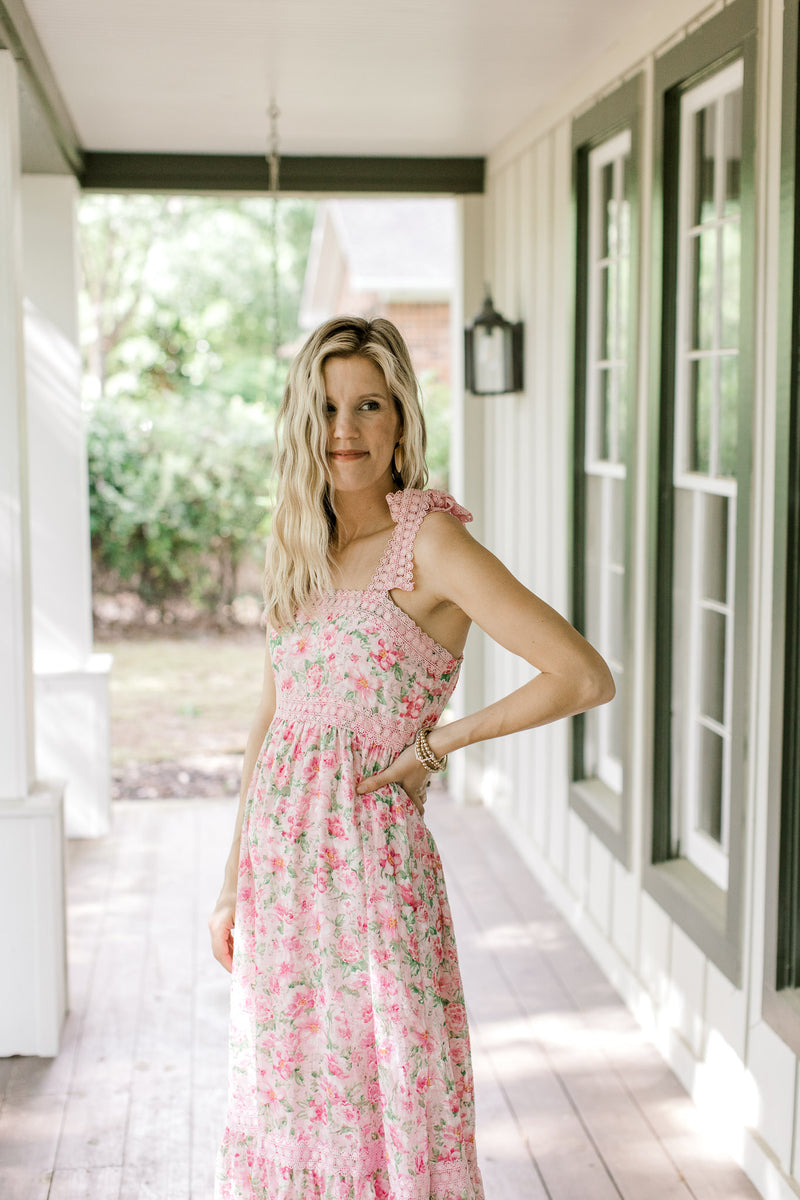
[690,230,717,352]
[598,264,611,360]
[719,356,739,477]
[694,104,717,225]
[585,475,603,638]
[601,161,615,257]
[584,708,599,777]
[690,358,714,473]
[700,609,726,725]
[697,726,724,843]
[671,490,692,744]
[720,221,740,349]
[723,88,743,216]
[594,368,612,461]
[619,162,631,258]
[702,494,728,604]
[615,363,628,465]
[607,677,624,764]
[617,251,630,362]
[609,477,626,565]
[609,568,625,665]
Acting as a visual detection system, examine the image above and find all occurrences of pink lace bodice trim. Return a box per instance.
[323,588,461,670]
[272,695,433,749]
[372,488,472,594]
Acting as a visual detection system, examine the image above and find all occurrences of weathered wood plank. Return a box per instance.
[432,808,624,1200]
[470,1026,549,1200]
[49,1165,123,1200]
[0,1090,64,1200]
[432,800,760,1200]
[0,796,765,1200]
[119,804,195,1200]
[0,1055,15,1101]
[54,807,154,1172]
[192,800,236,1197]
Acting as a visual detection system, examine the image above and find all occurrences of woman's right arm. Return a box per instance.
[208,632,277,972]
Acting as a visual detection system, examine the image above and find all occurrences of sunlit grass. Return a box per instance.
[98,631,264,765]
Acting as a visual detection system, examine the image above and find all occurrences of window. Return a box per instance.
[764,0,800,1052]
[648,0,755,982]
[571,79,639,860]
[671,62,743,891]
[584,131,630,796]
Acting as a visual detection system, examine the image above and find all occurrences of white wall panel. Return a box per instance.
[668,923,706,1060]
[477,1,800,1195]
[705,958,748,1062]
[588,833,613,934]
[611,859,639,966]
[747,1020,797,1172]
[567,807,589,903]
[639,891,672,1010]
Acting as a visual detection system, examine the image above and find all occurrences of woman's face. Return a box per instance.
[323,355,402,495]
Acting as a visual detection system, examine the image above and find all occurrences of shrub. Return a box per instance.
[87,391,273,610]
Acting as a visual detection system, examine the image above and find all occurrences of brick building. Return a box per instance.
[299,199,454,385]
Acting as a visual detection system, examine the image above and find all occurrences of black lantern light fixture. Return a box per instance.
[464,288,524,395]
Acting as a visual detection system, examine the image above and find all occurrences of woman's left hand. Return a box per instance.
[356,743,432,815]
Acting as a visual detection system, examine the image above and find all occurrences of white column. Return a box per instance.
[22,174,112,838]
[449,196,488,805]
[0,50,67,1057]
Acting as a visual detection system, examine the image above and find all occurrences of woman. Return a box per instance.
[209,316,614,1200]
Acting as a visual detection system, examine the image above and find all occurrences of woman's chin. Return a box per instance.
[329,470,395,497]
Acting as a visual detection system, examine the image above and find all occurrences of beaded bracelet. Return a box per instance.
[414,728,448,773]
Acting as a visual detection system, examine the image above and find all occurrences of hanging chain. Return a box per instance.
[267,100,281,361]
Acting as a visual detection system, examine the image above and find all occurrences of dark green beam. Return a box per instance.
[80,152,485,194]
[0,0,83,175]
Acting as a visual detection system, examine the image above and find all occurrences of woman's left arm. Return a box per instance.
[356,513,615,797]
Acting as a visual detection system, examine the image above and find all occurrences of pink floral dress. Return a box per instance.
[216,488,485,1200]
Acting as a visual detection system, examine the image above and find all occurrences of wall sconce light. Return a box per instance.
[464,289,524,395]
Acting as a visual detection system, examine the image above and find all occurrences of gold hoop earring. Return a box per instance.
[393,441,404,477]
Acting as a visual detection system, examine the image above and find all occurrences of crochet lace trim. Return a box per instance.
[221,1124,477,1183]
[273,696,431,748]
[372,489,473,594]
[318,588,461,670]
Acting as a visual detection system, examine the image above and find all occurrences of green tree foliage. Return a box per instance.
[80,194,315,611]
[88,393,273,609]
[80,193,314,412]
[419,373,450,491]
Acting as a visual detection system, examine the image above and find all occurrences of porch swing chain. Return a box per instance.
[267,100,281,362]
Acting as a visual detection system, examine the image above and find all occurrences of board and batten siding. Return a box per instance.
[471,1,800,1198]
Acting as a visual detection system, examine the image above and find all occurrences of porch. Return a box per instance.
[0,794,758,1200]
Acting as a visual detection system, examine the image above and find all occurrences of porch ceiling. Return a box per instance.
[14,0,664,169]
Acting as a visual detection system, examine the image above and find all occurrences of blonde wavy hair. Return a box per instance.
[264,316,428,630]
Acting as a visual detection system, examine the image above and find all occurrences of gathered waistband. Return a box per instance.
[273,697,424,750]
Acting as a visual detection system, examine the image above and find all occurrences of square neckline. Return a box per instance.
[329,490,404,597]
[326,489,465,665]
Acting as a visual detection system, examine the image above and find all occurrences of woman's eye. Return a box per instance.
[361,400,380,411]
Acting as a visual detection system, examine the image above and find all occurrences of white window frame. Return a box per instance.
[672,58,743,891]
[583,129,631,797]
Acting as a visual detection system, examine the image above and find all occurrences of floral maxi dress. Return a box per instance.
[216,488,486,1200]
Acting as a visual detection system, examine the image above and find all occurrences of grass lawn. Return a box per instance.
[98,630,265,767]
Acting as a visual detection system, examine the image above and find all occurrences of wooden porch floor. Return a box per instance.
[0,796,761,1200]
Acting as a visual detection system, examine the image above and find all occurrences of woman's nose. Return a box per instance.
[332,407,356,440]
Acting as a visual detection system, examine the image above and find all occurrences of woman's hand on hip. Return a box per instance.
[356,743,432,815]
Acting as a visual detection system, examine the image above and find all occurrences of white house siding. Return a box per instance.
[475,1,800,1198]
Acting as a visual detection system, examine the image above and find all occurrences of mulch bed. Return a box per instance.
[112,754,243,800]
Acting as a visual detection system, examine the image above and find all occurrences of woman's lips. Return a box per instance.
[330,451,367,460]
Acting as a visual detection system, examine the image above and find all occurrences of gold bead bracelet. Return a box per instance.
[414,728,448,773]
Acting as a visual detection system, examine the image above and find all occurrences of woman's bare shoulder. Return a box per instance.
[416,507,475,553]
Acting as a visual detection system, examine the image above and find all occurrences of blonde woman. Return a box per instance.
[209,316,614,1200]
